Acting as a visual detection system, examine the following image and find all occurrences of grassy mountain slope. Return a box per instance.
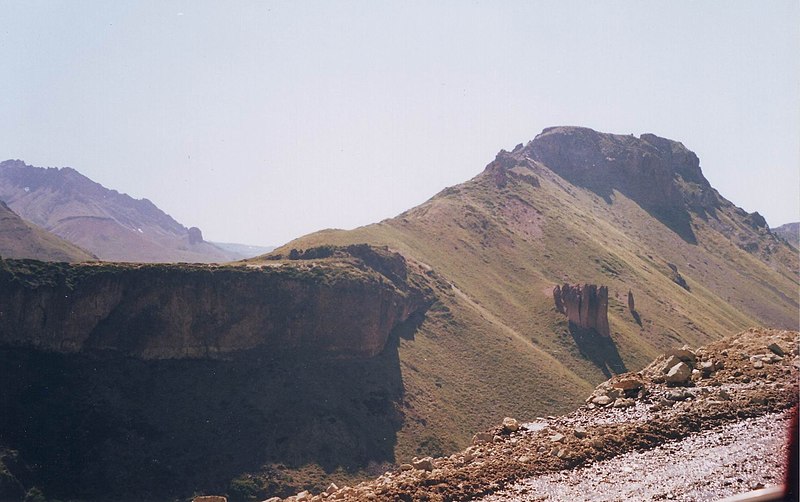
[0,200,95,262]
[269,127,798,469]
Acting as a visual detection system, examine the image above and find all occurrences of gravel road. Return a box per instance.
[478,411,791,501]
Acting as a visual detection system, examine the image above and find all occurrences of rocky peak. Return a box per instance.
[477,127,722,243]
[524,127,714,207]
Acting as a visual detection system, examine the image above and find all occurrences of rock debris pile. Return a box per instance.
[247,328,798,502]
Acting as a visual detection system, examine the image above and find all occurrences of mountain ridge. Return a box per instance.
[0,159,237,263]
[0,126,796,500]
[0,200,96,262]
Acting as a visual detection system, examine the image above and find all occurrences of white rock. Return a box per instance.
[502,417,520,432]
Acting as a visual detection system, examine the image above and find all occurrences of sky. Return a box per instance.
[1,1,798,246]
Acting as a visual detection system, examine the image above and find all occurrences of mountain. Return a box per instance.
[270,126,798,483]
[211,241,276,259]
[0,127,796,501]
[772,222,799,248]
[0,160,237,263]
[0,200,95,262]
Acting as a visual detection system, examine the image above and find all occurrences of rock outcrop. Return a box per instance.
[0,245,432,359]
[553,283,610,337]
[527,127,717,214]
[188,226,204,245]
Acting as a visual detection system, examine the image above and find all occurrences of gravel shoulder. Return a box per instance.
[478,411,792,501]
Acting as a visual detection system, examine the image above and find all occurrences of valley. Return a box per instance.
[0,127,797,501]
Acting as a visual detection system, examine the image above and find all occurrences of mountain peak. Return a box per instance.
[483,127,720,243]
[524,126,709,190]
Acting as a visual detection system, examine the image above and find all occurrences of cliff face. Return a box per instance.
[553,283,610,338]
[0,245,431,359]
[0,246,434,501]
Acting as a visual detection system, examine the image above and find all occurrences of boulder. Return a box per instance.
[665,347,696,366]
[612,378,644,391]
[472,432,493,445]
[591,395,613,406]
[502,417,520,432]
[767,342,786,357]
[665,362,692,385]
[412,457,434,471]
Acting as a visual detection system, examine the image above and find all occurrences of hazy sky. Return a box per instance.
[2,1,798,246]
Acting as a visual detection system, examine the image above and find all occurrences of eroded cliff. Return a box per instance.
[0,245,432,359]
[0,245,436,501]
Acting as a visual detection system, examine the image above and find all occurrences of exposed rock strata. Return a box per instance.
[0,245,432,359]
[553,283,610,337]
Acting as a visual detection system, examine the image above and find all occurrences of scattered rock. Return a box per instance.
[412,457,435,471]
[613,398,635,408]
[592,395,613,406]
[549,433,565,442]
[503,417,520,432]
[612,378,644,391]
[665,362,692,385]
[574,426,588,439]
[665,347,697,366]
[767,343,786,357]
[699,360,716,375]
[472,432,493,445]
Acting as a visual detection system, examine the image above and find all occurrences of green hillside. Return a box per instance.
[267,127,798,469]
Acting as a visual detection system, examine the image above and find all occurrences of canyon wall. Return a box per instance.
[0,246,431,359]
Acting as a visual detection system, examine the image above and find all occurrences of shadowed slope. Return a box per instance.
[0,200,95,262]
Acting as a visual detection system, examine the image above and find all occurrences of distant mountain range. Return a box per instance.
[0,160,241,263]
[771,221,799,248]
